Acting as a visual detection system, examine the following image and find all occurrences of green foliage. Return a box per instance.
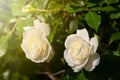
[68,19,79,33]
[105,0,119,4]
[85,11,101,32]
[0,0,120,80]
[110,12,120,19]
[76,71,88,80]
[16,17,34,36]
[0,32,12,57]
[110,32,120,41]
[10,0,26,16]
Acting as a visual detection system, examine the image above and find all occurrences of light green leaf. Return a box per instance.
[16,18,34,36]
[85,11,101,32]
[105,0,119,4]
[0,32,12,57]
[48,26,57,43]
[38,0,49,9]
[10,0,26,16]
[110,12,120,19]
[110,32,120,41]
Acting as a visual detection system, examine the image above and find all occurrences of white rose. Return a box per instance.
[21,19,54,63]
[64,28,100,72]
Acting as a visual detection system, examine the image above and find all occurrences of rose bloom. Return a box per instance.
[64,28,100,72]
[21,19,54,63]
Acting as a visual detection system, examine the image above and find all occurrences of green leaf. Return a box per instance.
[75,8,85,12]
[65,4,74,13]
[85,11,101,32]
[0,8,11,22]
[91,6,116,11]
[76,71,88,80]
[113,44,120,56]
[16,18,34,36]
[0,32,12,57]
[10,0,26,16]
[38,0,49,9]
[87,2,96,7]
[69,19,79,33]
[48,26,57,43]
[110,12,120,19]
[105,0,119,4]
[110,32,120,41]
[102,6,116,11]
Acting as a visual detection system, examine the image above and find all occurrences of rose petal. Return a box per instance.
[23,28,41,38]
[65,34,82,48]
[21,34,53,63]
[23,26,33,31]
[77,28,89,43]
[72,58,88,72]
[64,49,78,66]
[34,19,50,36]
[90,37,98,53]
[84,53,100,71]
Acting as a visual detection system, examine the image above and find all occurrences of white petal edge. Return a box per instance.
[90,37,98,53]
[72,58,88,72]
[64,49,77,66]
[77,28,89,43]
[84,53,100,71]
[23,26,34,31]
[65,34,81,48]
[34,19,50,36]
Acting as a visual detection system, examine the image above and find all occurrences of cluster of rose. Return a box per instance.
[21,19,100,72]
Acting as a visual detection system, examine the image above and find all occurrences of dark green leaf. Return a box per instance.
[113,44,120,56]
[75,8,85,12]
[110,32,120,41]
[102,6,116,11]
[76,71,88,80]
[105,0,119,4]
[0,32,12,57]
[91,6,116,11]
[110,12,120,19]
[87,2,96,7]
[68,19,79,33]
[85,11,101,32]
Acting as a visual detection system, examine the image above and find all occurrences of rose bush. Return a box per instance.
[64,28,100,72]
[21,19,54,63]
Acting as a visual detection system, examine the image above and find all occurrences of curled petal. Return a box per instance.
[84,53,100,71]
[77,28,89,43]
[64,49,79,66]
[90,37,98,53]
[34,19,50,36]
[65,34,78,48]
